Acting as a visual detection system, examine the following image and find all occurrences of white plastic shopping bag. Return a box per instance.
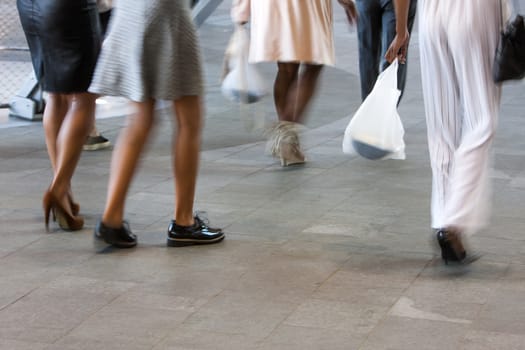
[342,59,405,160]
[221,25,267,104]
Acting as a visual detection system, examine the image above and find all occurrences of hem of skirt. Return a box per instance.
[249,59,335,66]
[249,54,335,66]
[88,87,202,103]
[42,86,92,94]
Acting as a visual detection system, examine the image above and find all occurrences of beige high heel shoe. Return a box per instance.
[266,121,306,167]
[279,141,306,166]
[43,190,84,231]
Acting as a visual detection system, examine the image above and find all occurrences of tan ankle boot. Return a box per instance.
[266,121,306,167]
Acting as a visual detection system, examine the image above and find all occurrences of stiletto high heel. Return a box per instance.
[43,192,53,230]
[43,191,84,231]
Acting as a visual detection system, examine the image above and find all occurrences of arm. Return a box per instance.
[337,0,358,26]
[231,0,251,24]
[96,0,113,12]
[385,0,410,63]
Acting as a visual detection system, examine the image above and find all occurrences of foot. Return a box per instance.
[266,121,306,167]
[94,221,137,248]
[43,190,84,231]
[436,228,480,265]
[83,134,111,151]
[167,215,224,247]
[279,142,306,167]
[67,191,80,216]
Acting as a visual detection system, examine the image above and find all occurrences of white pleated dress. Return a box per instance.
[89,0,203,102]
[231,0,335,66]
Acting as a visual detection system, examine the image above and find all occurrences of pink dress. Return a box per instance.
[231,0,335,66]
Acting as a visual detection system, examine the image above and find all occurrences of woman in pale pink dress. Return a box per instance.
[232,0,336,166]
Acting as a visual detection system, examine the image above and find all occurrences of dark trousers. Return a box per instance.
[356,0,417,102]
[99,9,111,37]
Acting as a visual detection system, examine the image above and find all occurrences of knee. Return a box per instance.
[277,62,299,77]
[474,117,497,143]
[47,93,68,108]
[69,93,97,111]
[178,115,202,135]
[302,64,323,79]
[174,96,203,134]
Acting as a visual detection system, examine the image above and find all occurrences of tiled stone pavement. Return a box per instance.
[1,2,525,349]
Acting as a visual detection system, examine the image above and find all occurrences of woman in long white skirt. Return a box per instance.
[392,0,503,264]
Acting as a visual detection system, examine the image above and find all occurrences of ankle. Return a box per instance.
[101,217,123,229]
[48,185,66,200]
[173,218,194,227]
[174,209,195,226]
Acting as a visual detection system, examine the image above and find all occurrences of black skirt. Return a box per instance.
[17,0,102,93]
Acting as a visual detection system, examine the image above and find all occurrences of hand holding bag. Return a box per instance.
[96,0,113,12]
[221,25,267,104]
[493,0,525,83]
[342,59,405,160]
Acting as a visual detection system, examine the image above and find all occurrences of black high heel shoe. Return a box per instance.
[436,228,482,265]
[436,229,466,264]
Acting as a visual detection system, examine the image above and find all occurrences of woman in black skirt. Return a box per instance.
[17,0,102,231]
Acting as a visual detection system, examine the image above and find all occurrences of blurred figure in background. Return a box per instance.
[339,0,417,102]
[231,0,336,167]
[17,0,101,231]
[97,0,113,35]
[89,0,224,248]
[83,0,114,151]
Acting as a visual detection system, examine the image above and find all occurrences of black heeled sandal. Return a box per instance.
[436,229,465,264]
[436,229,480,265]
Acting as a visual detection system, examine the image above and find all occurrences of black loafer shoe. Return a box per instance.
[94,220,137,248]
[167,215,224,247]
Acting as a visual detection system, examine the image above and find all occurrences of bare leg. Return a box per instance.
[274,62,299,121]
[268,64,322,166]
[282,64,323,124]
[43,94,77,209]
[102,99,156,228]
[163,95,223,247]
[43,94,68,172]
[88,125,99,137]
[48,93,96,212]
[172,96,202,226]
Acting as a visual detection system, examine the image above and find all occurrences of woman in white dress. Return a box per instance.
[231,0,336,166]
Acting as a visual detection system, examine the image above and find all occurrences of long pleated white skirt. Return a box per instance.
[418,0,502,233]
